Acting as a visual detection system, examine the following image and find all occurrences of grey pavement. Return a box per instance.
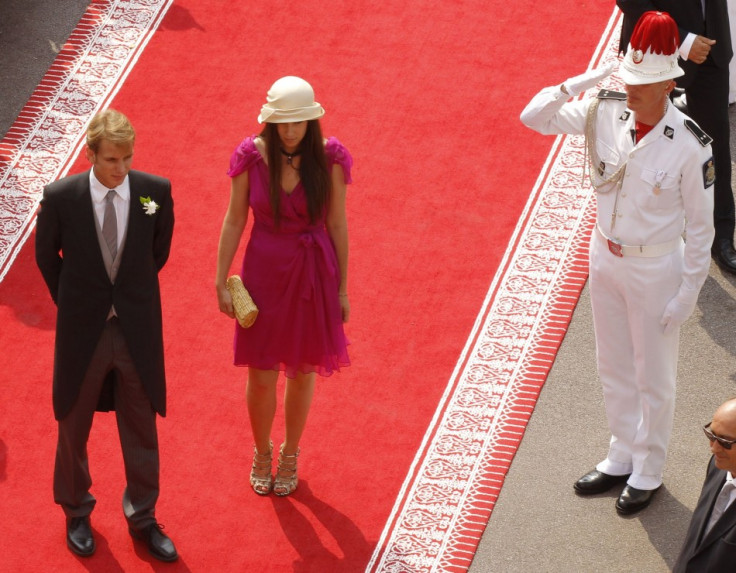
[0,0,91,139]
[3,3,736,572]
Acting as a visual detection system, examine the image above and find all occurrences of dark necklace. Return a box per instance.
[280,148,301,167]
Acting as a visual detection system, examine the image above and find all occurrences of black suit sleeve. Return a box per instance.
[152,180,174,271]
[35,189,63,304]
[616,0,655,19]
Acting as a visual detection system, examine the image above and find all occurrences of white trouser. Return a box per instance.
[589,237,682,490]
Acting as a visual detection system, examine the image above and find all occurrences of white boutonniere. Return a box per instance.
[139,196,159,215]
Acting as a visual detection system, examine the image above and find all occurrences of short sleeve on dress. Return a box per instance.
[325,137,353,185]
[227,136,262,178]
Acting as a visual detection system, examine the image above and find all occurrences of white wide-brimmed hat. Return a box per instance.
[619,11,684,85]
[257,76,325,124]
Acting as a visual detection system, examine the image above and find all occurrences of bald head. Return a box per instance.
[714,399,736,423]
[709,398,736,473]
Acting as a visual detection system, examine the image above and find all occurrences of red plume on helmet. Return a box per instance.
[630,11,680,55]
[619,10,684,85]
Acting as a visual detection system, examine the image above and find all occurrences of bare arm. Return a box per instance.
[215,171,250,317]
[326,163,349,322]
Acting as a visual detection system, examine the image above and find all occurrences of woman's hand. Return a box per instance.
[217,284,235,318]
[339,293,350,323]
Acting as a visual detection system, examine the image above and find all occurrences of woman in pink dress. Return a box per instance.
[216,76,352,496]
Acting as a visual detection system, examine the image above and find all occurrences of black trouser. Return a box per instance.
[685,61,735,245]
[53,317,159,529]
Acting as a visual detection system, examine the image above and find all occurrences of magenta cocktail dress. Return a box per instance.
[227,136,353,377]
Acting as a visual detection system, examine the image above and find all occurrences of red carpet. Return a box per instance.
[0,1,620,571]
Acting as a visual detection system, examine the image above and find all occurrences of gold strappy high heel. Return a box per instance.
[250,442,273,495]
[274,445,299,497]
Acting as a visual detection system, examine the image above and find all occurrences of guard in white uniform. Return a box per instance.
[520,11,715,514]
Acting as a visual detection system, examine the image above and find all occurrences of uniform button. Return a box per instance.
[622,193,627,197]
[629,153,634,159]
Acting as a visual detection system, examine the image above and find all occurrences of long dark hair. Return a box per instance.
[260,121,331,226]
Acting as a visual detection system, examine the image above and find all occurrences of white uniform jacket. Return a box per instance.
[521,86,715,307]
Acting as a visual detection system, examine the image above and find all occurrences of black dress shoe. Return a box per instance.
[129,523,178,562]
[573,469,630,495]
[712,239,736,274]
[67,516,95,557]
[616,484,660,515]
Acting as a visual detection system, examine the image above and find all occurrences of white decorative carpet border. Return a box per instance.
[366,9,625,573]
[0,0,173,283]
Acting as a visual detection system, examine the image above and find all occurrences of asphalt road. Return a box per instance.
[3,3,736,572]
[0,0,91,139]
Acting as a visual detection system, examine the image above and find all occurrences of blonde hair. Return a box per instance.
[86,109,135,152]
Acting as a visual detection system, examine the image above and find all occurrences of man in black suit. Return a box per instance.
[618,1,736,273]
[35,109,177,562]
[674,398,736,572]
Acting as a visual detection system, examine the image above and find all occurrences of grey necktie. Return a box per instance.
[103,189,118,259]
[705,480,735,535]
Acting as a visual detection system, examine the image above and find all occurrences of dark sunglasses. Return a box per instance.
[703,422,736,450]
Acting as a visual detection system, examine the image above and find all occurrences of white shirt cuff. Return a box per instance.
[679,33,697,61]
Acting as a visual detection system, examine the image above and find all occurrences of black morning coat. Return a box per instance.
[35,169,174,420]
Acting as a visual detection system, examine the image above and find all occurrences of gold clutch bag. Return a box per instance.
[226,275,258,328]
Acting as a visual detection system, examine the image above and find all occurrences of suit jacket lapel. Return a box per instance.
[695,467,729,548]
[72,171,110,273]
[700,476,736,546]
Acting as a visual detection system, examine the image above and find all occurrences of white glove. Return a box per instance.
[660,293,697,335]
[563,62,616,97]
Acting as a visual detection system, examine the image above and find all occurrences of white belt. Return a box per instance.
[595,226,682,258]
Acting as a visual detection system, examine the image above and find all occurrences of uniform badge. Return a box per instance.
[653,170,666,196]
[632,49,644,64]
[619,111,631,122]
[703,158,716,188]
[663,126,674,139]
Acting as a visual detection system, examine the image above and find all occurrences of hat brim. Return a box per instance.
[618,49,685,86]
[619,65,684,85]
[257,105,325,124]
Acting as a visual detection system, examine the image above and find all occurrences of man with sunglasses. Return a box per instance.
[674,398,736,572]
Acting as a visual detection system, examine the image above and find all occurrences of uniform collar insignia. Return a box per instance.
[663,125,674,140]
[619,111,631,122]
